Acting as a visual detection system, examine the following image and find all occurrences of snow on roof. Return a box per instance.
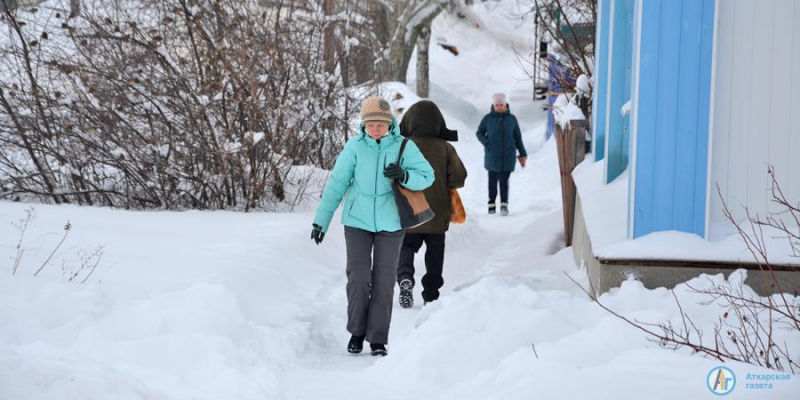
[572,158,800,266]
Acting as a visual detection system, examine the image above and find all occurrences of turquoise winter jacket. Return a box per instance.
[313,119,435,233]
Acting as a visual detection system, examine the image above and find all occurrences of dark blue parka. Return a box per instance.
[476,105,527,172]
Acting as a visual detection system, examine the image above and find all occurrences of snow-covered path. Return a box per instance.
[273,103,565,399]
[1,2,798,399]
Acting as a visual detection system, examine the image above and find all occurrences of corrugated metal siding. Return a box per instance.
[605,0,634,183]
[592,0,611,161]
[630,0,716,239]
[627,0,642,238]
[708,0,800,238]
[793,2,800,214]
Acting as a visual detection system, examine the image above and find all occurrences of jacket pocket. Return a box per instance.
[347,195,372,227]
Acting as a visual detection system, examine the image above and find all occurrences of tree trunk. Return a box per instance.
[383,33,410,83]
[1,0,15,13]
[323,0,337,75]
[337,44,352,88]
[322,0,339,161]
[351,45,373,85]
[382,15,437,83]
[416,24,431,97]
[372,1,444,84]
[70,0,80,17]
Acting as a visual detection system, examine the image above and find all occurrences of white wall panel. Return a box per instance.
[709,0,800,239]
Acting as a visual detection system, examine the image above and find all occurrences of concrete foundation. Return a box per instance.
[571,193,800,297]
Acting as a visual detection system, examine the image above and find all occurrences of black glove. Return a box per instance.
[383,163,406,181]
[311,223,325,245]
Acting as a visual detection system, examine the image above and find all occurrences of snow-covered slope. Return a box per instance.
[1,1,798,399]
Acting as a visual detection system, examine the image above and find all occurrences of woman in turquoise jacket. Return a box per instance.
[311,96,434,356]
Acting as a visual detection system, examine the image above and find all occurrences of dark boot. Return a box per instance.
[370,343,388,356]
[348,335,365,354]
[398,279,414,309]
[500,202,509,216]
[488,201,496,214]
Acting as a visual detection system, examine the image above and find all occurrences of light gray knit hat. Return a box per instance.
[492,92,507,104]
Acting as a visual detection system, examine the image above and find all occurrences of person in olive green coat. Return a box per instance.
[311,96,434,357]
[396,100,467,308]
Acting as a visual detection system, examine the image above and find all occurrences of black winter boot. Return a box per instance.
[488,202,496,214]
[398,279,414,309]
[370,343,388,356]
[348,335,365,354]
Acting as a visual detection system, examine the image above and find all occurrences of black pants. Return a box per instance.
[488,171,511,203]
[396,233,446,302]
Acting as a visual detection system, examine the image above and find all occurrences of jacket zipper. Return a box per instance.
[501,116,506,172]
[374,139,381,232]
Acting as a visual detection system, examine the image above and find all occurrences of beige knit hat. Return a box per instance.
[360,96,393,124]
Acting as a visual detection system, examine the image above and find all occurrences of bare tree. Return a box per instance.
[0,0,368,210]
[0,0,466,209]
[515,0,596,94]
[0,0,14,13]
[70,0,79,16]
[369,0,448,83]
[415,23,431,97]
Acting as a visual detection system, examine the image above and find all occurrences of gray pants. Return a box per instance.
[344,226,404,344]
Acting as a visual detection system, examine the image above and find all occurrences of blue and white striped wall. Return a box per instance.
[592,0,799,241]
[605,0,634,184]
[591,0,611,162]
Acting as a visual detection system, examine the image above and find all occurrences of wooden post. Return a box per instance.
[555,119,587,246]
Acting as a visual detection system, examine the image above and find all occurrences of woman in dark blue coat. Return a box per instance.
[475,93,527,215]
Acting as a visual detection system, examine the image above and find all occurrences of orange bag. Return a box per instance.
[449,188,466,224]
